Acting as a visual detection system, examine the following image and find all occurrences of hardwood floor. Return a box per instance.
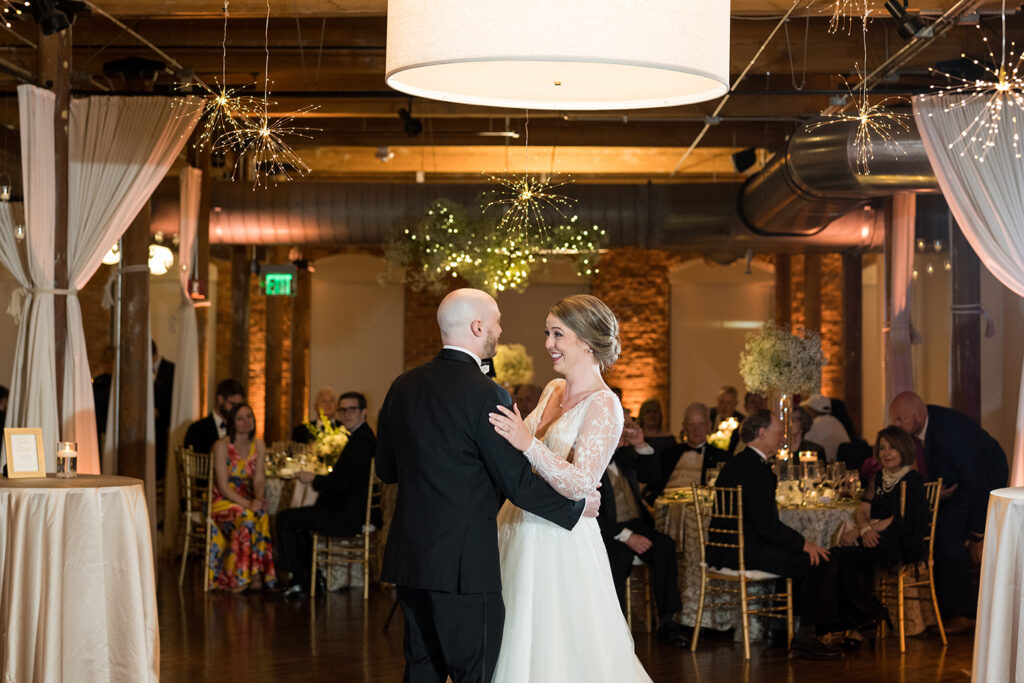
[159,560,974,682]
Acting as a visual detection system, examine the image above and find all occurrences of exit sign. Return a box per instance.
[260,264,298,296]
[264,272,294,296]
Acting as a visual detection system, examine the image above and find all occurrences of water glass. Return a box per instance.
[56,441,78,479]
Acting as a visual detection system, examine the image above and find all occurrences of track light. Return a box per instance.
[884,1,926,40]
[398,103,423,137]
[36,0,70,35]
[731,148,758,173]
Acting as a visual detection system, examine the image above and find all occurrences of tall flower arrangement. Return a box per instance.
[738,321,827,396]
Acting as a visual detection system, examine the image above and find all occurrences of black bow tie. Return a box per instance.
[480,358,496,378]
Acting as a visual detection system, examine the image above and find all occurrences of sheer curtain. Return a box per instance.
[0,87,59,470]
[885,192,917,412]
[914,94,1024,485]
[163,166,202,550]
[64,91,201,474]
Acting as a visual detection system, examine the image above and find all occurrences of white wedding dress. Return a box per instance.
[493,379,652,683]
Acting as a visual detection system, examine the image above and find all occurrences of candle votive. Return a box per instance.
[56,441,78,479]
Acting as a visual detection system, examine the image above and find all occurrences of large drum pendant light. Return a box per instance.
[385,0,731,111]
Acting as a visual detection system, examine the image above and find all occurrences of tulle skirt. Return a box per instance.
[493,502,652,683]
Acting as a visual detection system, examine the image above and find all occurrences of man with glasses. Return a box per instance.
[277,391,378,596]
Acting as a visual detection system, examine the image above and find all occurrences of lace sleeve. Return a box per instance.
[523,391,624,500]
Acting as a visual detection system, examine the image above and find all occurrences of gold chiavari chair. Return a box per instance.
[177,446,214,591]
[877,477,946,652]
[624,559,654,632]
[310,460,385,600]
[690,482,794,660]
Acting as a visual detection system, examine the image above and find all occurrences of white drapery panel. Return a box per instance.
[63,92,201,474]
[0,87,59,471]
[914,94,1024,485]
[163,166,202,551]
[885,192,916,413]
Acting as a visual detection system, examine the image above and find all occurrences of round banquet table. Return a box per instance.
[654,495,856,636]
[972,487,1024,683]
[0,475,158,683]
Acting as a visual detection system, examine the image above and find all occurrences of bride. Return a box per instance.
[488,294,652,682]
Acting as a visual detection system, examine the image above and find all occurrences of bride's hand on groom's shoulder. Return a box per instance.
[489,404,533,451]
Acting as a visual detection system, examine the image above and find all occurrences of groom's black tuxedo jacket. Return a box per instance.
[376,348,584,594]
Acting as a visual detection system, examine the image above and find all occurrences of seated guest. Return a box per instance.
[512,383,542,418]
[709,410,841,659]
[802,394,850,463]
[209,403,276,592]
[637,398,677,455]
[790,407,826,460]
[292,387,341,443]
[277,392,377,596]
[184,378,245,454]
[598,423,690,648]
[840,427,928,566]
[645,402,728,504]
[709,385,744,454]
[743,391,767,414]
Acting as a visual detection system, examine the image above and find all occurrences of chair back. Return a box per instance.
[180,447,212,523]
[691,483,745,572]
[364,459,384,530]
[922,478,943,562]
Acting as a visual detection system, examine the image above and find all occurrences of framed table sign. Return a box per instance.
[4,428,46,478]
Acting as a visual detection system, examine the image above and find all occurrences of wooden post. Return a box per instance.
[230,245,251,395]
[842,253,863,434]
[804,253,822,334]
[774,254,792,326]
[264,247,288,443]
[951,220,981,423]
[38,29,71,426]
[117,204,151,482]
[291,267,312,429]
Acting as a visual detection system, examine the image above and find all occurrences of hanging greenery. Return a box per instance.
[383,198,605,295]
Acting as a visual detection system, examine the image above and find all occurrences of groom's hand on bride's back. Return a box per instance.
[583,485,602,518]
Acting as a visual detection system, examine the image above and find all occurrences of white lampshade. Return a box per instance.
[148,244,174,276]
[385,0,730,111]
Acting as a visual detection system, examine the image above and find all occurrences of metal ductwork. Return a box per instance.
[150,176,886,256]
[738,115,939,236]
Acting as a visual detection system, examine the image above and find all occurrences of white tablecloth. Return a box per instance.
[972,487,1024,683]
[0,475,158,683]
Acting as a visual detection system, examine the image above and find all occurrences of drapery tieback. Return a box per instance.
[881,319,923,345]
[951,303,997,338]
[120,264,151,274]
[7,286,78,325]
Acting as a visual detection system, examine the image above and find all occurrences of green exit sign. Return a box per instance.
[264,272,294,296]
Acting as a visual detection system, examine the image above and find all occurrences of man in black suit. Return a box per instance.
[152,341,175,481]
[645,402,729,504]
[277,391,377,595]
[376,288,598,683]
[709,410,840,659]
[890,391,1009,633]
[599,431,689,647]
[184,378,245,454]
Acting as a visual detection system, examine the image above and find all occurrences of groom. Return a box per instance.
[376,288,600,683]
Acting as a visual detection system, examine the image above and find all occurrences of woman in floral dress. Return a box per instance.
[209,403,277,591]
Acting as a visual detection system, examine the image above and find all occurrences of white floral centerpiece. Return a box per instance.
[493,343,534,388]
[304,409,350,469]
[738,321,826,396]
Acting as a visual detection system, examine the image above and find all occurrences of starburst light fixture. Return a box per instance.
[215,108,317,186]
[924,21,1024,161]
[823,0,871,35]
[482,173,578,244]
[1,1,27,29]
[177,80,263,152]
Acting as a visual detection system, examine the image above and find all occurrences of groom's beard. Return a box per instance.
[483,331,498,359]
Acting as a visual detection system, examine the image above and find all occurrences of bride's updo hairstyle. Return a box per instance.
[549,294,621,371]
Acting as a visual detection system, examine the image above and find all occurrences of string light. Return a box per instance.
[924,10,1024,161]
[823,0,872,35]
[1,1,27,29]
[481,173,578,244]
[806,7,911,174]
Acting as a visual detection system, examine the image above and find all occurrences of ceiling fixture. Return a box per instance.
[35,0,71,35]
[385,0,730,110]
[884,0,926,40]
[398,103,423,137]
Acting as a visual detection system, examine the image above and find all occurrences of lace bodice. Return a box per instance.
[522,379,624,500]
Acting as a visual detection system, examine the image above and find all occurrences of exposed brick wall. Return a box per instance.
[821,254,844,399]
[247,269,267,438]
[213,255,233,390]
[591,248,679,418]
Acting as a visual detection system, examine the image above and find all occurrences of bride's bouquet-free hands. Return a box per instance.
[489,404,533,451]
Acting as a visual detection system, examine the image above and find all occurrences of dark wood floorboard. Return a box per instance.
[158,559,974,682]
